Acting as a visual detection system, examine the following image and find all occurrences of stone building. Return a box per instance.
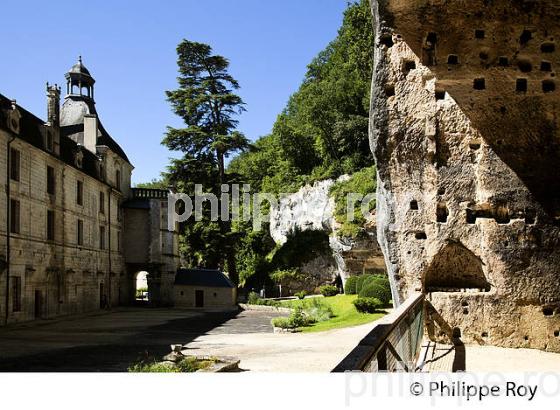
[369,0,560,351]
[0,58,180,324]
[174,268,236,309]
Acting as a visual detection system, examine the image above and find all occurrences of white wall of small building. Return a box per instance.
[174,285,236,308]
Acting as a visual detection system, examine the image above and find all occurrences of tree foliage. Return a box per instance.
[163,40,250,282]
[229,0,375,193]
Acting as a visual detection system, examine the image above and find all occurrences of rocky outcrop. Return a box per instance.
[370,0,560,351]
[269,178,385,285]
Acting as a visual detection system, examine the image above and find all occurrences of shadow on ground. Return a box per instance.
[0,310,241,372]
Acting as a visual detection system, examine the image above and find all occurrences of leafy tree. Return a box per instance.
[228,0,375,194]
[163,40,250,283]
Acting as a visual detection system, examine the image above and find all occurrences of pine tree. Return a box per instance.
[164,40,250,283]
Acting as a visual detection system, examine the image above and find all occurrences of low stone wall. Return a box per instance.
[238,303,292,314]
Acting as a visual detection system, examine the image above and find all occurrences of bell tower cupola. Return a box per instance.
[65,56,95,100]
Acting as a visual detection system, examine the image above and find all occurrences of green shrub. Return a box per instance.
[352,297,383,313]
[319,285,339,297]
[359,283,392,306]
[355,275,371,294]
[362,275,390,291]
[294,291,307,300]
[247,291,261,304]
[247,291,280,307]
[344,276,359,294]
[271,306,315,329]
[290,306,314,327]
[128,357,214,373]
[303,298,334,322]
[271,317,294,329]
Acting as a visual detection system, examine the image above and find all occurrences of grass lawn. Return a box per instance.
[279,294,387,333]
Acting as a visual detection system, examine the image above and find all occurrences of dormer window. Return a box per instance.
[75,150,83,169]
[8,102,21,134]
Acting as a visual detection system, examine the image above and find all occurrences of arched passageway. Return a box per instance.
[135,271,149,302]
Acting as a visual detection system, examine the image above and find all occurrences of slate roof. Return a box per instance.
[175,268,235,288]
[0,93,107,183]
[60,96,130,163]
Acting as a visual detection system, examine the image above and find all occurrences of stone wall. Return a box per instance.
[0,129,127,323]
[370,0,560,351]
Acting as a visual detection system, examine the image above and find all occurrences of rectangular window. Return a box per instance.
[77,219,84,246]
[10,148,20,181]
[11,276,22,312]
[77,180,83,205]
[47,210,55,241]
[99,191,105,214]
[47,166,56,195]
[99,225,106,250]
[10,199,20,234]
[116,170,121,190]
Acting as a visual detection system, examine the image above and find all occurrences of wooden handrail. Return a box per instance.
[332,293,425,372]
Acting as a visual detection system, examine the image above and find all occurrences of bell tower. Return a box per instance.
[64,56,95,100]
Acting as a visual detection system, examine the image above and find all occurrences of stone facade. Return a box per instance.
[369,0,560,351]
[0,59,180,324]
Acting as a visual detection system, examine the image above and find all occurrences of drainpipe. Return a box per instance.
[107,188,112,309]
[5,131,16,325]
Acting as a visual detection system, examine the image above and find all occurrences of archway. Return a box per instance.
[134,271,150,304]
[423,242,491,292]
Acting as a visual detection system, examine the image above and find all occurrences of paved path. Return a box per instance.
[182,323,377,372]
[0,308,282,371]
[420,340,560,372]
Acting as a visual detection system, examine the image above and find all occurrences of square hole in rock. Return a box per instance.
[435,89,446,100]
[543,79,556,92]
[415,232,427,240]
[384,84,395,97]
[517,59,533,72]
[516,78,528,92]
[447,54,459,64]
[380,33,394,47]
[541,61,552,71]
[473,78,486,90]
[520,29,532,44]
[541,42,556,53]
[498,56,509,66]
[410,200,419,210]
[543,307,554,316]
[475,29,485,39]
[403,60,416,73]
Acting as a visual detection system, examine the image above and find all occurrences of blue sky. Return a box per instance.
[0,0,348,184]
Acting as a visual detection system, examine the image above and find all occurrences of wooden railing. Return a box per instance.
[131,188,169,199]
[332,293,425,372]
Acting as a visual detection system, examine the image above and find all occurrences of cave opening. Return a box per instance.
[423,243,490,293]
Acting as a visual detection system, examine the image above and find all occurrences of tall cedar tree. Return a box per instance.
[164,40,250,283]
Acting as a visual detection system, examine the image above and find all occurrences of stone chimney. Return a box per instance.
[46,83,61,127]
[83,114,98,153]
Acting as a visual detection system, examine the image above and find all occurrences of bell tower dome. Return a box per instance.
[65,56,95,100]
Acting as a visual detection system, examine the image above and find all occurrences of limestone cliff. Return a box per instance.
[269,177,385,285]
[370,0,560,351]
